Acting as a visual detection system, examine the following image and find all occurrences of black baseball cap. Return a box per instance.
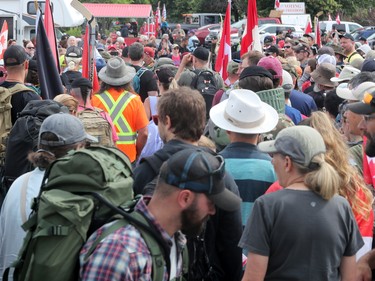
[339,33,355,41]
[239,66,273,81]
[4,45,28,66]
[264,45,279,56]
[159,149,242,212]
[65,46,82,58]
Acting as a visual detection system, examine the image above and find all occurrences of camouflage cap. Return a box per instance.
[261,114,295,141]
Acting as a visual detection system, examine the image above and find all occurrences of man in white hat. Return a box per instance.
[210,89,279,227]
[92,57,148,164]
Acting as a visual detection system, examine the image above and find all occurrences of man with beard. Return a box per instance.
[348,88,375,280]
[133,87,243,281]
[80,148,241,281]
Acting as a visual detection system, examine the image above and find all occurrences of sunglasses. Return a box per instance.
[284,45,291,49]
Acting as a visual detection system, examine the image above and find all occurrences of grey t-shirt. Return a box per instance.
[239,189,364,281]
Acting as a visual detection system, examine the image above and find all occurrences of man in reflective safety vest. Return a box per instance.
[92,57,148,163]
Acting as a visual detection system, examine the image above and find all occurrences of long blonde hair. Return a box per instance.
[301,112,373,218]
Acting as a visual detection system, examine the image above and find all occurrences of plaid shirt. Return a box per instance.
[80,196,186,281]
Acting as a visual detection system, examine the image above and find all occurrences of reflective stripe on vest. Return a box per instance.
[96,91,137,144]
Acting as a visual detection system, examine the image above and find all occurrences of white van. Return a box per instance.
[319,21,363,33]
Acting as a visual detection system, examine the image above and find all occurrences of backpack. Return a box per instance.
[82,197,189,281]
[5,146,134,281]
[0,84,37,162]
[191,70,219,120]
[2,100,68,194]
[77,107,114,147]
[132,67,148,94]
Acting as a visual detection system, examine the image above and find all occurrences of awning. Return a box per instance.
[82,3,152,19]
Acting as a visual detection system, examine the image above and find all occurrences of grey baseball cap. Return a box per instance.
[159,148,242,212]
[258,126,326,168]
[39,113,98,147]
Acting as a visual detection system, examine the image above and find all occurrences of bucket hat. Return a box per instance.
[98,57,135,86]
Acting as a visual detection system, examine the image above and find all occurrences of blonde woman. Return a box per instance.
[267,111,373,259]
[240,126,363,281]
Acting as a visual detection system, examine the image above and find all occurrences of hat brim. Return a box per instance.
[330,77,350,83]
[257,140,277,154]
[208,187,242,212]
[336,84,357,100]
[347,102,375,115]
[98,66,134,86]
[209,99,279,134]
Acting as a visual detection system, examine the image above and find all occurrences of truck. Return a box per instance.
[169,13,222,33]
[0,0,84,45]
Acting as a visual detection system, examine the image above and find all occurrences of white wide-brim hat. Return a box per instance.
[210,89,279,134]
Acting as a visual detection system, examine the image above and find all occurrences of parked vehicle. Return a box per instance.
[351,26,375,41]
[258,24,304,36]
[319,21,362,34]
[204,18,281,47]
[169,13,222,33]
[365,32,375,50]
[0,0,84,44]
[195,24,221,45]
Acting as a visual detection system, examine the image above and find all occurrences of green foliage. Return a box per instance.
[62,26,82,37]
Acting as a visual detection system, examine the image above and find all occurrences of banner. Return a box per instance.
[0,21,8,60]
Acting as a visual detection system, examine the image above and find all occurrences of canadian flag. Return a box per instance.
[304,18,312,33]
[336,14,341,25]
[215,0,232,84]
[0,20,8,60]
[314,17,321,47]
[241,0,261,55]
[275,0,280,9]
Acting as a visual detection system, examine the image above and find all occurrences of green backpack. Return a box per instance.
[4,146,134,281]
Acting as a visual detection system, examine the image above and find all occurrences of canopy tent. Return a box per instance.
[82,3,152,19]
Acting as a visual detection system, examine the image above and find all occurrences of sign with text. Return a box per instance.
[277,2,305,14]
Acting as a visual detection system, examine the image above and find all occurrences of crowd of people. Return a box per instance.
[1,22,375,281]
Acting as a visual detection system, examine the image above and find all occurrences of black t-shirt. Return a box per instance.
[132,65,158,102]
[0,81,41,124]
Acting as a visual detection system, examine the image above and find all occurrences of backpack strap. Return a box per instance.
[347,51,359,63]
[8,83,38,95]
[136,67,148,79]
[83,209,167,281]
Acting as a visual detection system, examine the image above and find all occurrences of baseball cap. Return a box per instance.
[264,45,279,56]
[144,47,155,58]
[293,43,310,53]
[347,85,375,115]
[257,56,283,78]
[361,59,375,72]
[303,33,315,40]
[39,113,98,146]
[159,149,242,212]
[264,35,273,44]
[258,126,326,168]
[227,60,240,75]
[65,46,82,58]
[339,33,355,41]
[239,66,273,81]
[4,45,28,66]
[192,47,209,61]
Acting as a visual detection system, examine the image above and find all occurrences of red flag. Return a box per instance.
[44,0,59,72]
[275,0,280,9]
[155,6,161,37]
[215,0,232,84]
[82,25,90,79]
[304,19,312,33]
[314,18,321,47]
[241,0,261,55]
[336,14,341,25]
[82,24,100,93]
[328,13,332,21]
[0,20,8,60]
